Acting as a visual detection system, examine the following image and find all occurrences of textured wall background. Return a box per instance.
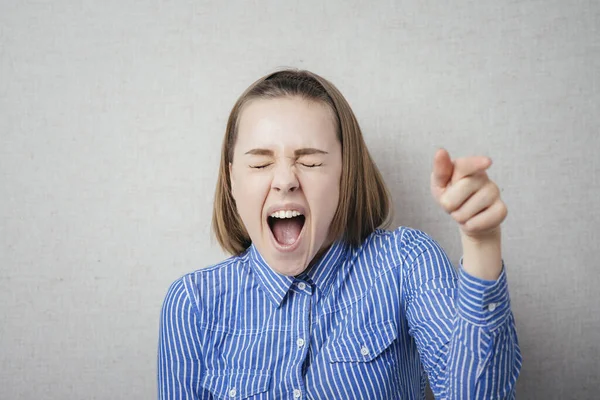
[1,1,598,398]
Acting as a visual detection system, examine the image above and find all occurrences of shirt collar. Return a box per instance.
[299,240,350,300]
[248,240,350,308]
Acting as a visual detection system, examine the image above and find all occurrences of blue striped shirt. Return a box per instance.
[158,227,522,399]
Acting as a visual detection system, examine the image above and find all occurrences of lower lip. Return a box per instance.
[268,218,306,253]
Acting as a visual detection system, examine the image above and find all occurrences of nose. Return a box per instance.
[271,163,299,193]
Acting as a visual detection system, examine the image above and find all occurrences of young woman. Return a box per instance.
[158,70,522,399]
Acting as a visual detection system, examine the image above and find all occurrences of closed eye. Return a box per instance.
[250,164,272,169]
[300,163,323,168]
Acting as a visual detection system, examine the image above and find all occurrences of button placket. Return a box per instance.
[292,283,310,400]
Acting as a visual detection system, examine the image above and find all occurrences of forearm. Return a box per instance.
[460,228,502,281]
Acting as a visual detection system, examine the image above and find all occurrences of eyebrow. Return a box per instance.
[244,148,329,156]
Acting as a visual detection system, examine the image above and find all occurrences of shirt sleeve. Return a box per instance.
[158,276,208,400]
[401,230,522,399]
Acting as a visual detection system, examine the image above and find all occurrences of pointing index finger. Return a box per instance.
[452,156,492,182]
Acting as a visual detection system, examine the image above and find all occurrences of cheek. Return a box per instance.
[325,184,341,216]
[325,164,342,200]
[233,175,270,221]
[305,173,341,217]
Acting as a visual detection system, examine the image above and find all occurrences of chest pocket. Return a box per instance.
[327,320,397,363]
[201,369,270,399]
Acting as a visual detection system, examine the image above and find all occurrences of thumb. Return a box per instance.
[431,148,453,189]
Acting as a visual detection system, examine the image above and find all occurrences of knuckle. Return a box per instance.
[439,197,452,211]
[478,191,489,206]
[454,213,468,224]
[499,202,508,219]
[482,185,497,203]
[491,183,500,197]
[463,222,476,234]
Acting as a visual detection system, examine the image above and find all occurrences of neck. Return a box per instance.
[297,240,335,277]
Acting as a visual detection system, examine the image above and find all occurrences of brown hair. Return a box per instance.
[212,69,392,255]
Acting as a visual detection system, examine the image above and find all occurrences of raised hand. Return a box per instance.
[430,148,507,241]
[430,148,506,279]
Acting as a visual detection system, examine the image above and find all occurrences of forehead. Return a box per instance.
[236,97,338,150]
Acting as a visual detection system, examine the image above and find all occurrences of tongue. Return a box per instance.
[272,217,303,245]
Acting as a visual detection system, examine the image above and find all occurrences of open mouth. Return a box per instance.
[267,212,306,248]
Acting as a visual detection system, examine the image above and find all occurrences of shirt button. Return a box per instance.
[297,282,306,290]
[228,388,237,397]
[488,303,497,312]
[297,338,305,348]
[360,346,369,356]
[293,389,302,398]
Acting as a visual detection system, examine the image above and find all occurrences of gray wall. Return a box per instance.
[1,1,598,398]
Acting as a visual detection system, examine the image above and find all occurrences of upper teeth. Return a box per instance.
[270,210,303,219]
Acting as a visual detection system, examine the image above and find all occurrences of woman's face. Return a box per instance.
[230,96,342,276]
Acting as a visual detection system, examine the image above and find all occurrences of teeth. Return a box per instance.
[270,210,304,219]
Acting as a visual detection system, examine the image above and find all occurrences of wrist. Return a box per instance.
[460,227,502,281]
[460,226,501,245]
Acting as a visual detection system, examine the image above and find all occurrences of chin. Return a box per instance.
[273,262,308,277]
[265,242,313,276]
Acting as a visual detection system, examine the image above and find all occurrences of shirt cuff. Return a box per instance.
[456,258,511,330]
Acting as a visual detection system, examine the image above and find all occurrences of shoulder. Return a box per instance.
[160,252,251,319]
[355,226,446,268]
[182,251,249,288]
